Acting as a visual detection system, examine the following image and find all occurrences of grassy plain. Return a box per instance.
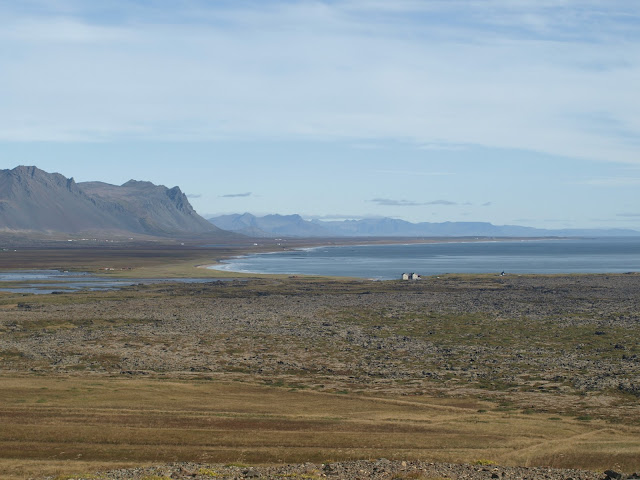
[1,245,639,478]
[2,376,639,480]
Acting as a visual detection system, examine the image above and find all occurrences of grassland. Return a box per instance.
[1,245,639,479]
[1,376,639,480]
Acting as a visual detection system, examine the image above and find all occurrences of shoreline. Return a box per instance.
[198,235,566,276]
[200,236,638,280]
[0,235,621,280]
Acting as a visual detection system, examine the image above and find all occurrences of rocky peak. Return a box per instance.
[5,165,80,195]
[166,186,193,214]
[0,165,223,236]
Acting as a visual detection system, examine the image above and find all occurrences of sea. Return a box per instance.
[210,237,640,280]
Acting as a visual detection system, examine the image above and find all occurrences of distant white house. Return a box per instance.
[401,272,421,280]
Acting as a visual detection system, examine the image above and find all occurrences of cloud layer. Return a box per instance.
[1,0,639,164]
[371,198,459,207]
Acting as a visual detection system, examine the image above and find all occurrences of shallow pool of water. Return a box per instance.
[0,270,235,294]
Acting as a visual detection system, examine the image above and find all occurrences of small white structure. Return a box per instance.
[402,272,421,280]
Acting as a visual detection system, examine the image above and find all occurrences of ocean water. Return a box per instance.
[211,238,640,280]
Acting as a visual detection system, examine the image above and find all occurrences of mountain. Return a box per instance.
[209,213,331,237]
[316,218,544,237]
[209,213,640,238]
[0,166,223,237]
[79,179,217,235]
[318,218,640,237]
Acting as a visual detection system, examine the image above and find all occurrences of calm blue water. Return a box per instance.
[210,238,640,280]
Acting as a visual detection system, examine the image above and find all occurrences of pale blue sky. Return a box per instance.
[1,1,639,229]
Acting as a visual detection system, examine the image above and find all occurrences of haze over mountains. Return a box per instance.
[1,166,638,239]
[210,213,330,238]
[0,166,223,237]
[208,213,640,238]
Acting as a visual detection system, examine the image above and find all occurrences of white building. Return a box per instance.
[402,273,421,280]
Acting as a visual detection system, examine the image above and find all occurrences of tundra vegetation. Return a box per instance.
[0,247,639,479]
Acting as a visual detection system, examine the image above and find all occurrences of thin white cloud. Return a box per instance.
[577,177,640,186]
[417,143,468,151]
[0,1,638,164]
[371,198,458,206]
[374,170,454,176]
[2,17,134,44]
[371,198,424,207]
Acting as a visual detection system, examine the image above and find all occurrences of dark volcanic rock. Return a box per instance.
[604,470,623,480]
[41,460,610,480]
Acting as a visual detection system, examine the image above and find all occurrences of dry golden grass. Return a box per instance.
[106,257,254,278]
[2,376,639,479]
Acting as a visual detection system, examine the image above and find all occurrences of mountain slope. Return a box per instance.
[80,180,216,235]
[0,166,222,237]
[209,213,331,237]
[208,213,272,237]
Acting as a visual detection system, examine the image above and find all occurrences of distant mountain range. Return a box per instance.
[209,213,640,238]
[2,166,637,240]
[0,166,224,237]
[210,213,330,237]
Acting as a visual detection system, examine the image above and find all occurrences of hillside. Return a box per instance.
[210,213,331,237]
[0,166,224,237]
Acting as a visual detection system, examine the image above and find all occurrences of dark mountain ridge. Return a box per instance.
[0,166,222,237]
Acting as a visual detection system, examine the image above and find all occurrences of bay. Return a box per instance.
[211,237,640,280]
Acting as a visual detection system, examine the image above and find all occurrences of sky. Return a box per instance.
[0,0,639,230]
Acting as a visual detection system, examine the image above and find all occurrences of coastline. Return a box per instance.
[199,235,564,276]
[203,236,620,279]
[0,235,579,280]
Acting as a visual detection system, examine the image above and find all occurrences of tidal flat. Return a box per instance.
[1,268,639,479]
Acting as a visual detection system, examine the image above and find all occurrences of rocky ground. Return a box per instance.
[43,460,640,480]
[0,275,640,421]
[2,274,640,421]
[2,274,639,479]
